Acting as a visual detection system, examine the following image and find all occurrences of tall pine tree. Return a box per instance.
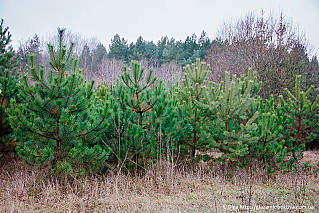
[0,19,19,157]
[200,70,261,166]
[103,61,187,172]
[7,29,112,176]
[282,75,319,171]
[177,58,212,159]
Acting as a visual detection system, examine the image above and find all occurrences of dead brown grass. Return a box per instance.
[301,150,319,165]
[0,151,318,212]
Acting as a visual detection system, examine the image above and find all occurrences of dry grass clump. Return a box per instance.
[0,152,318,212]
[301,150,319,165]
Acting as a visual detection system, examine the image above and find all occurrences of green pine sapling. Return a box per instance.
[282,75,319,171]
[178,58,211,159]
[103,61,187,172]
[250,95,288,172]
[0,19,19,157]
[6,29,112,176]
[200,70,261,167]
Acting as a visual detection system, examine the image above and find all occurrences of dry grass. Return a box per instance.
[0,151,318,212]
[301,150,319,165]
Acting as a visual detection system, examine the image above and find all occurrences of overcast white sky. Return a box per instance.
[1,0,319,55]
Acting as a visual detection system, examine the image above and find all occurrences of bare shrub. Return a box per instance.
[208,11,318,98]
[85,58,183,84]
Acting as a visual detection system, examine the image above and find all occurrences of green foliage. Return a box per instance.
[0,19,19,157]
[2,20,317,177]
[103,61,187,171]
[108,34,130,61]
[6,29,111,177]
[177,58,211,158]
[281,75,319,170]
[197,69,318,172]
[107,32,212,65]
[200,69,261,166]
[248,76,318,172]
[249,95,289,172]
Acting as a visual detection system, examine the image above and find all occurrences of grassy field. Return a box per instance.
[0,151,318,212]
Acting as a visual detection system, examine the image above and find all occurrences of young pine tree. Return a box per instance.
[147,82,189,164]
[103,61,187,172]
[281,75,319,171]
[0,19,19,157]
[177,58,211,159]
[249,95,289,173]
[200,70,261,167]
[7,29,112,176]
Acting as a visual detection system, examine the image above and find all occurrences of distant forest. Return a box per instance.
[18,30,212,67]
[14,12,319,98]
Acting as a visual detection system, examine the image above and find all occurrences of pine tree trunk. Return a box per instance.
[192,131,197,158]
[192,111,198,159]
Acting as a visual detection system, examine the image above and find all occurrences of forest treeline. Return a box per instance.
[18,30,212,67]
[0,12,318,178]
[17,12,319,99]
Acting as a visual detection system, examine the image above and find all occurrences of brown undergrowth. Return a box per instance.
[0,151,318,212]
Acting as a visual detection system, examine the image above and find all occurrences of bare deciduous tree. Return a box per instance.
[90,58,183,84]
[208,11,318,98]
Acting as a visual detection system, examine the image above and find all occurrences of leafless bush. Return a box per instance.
[83,58,125,82]
[41,29,99,57]
[85,58,183,84]
[208,11,318,98]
